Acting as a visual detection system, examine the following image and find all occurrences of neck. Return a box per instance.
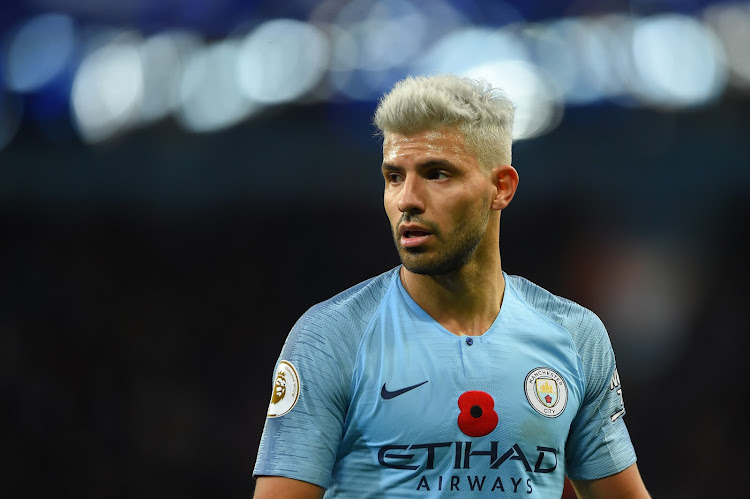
[400,252,506,336]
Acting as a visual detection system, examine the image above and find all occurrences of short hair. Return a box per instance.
[373,74,514,171]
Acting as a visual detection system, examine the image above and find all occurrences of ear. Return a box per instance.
[490,164,519,211]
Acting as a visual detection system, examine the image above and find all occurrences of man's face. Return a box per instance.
[382,127,496,275]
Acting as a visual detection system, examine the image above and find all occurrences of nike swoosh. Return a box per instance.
[381,380,429,400]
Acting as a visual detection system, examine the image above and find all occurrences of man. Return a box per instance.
[253,75,650,498]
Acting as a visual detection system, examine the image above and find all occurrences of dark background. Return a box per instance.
[4,100,749,498]
[2,1,750,498]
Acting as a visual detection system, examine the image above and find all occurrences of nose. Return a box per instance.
[397,175,426,214]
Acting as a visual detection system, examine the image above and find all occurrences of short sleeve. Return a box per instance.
[252,270,394,489]
[565,310,637,480]
[252,306,357,489]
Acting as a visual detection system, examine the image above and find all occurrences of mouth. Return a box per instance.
[402,230,431,239]
[399,226,434,248]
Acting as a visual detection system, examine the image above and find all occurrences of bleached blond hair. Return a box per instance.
[373,74,514,171]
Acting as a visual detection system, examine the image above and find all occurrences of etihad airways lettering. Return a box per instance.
[415,475,533,493]
[377,441,558,473]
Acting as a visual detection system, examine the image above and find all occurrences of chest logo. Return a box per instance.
[267,360,300,417]
[524,367,568,418]
[381,380,429,400]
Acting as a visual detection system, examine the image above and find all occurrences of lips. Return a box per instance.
[399,224,432,237]
[403,230,431,238]
[398,224,433,248]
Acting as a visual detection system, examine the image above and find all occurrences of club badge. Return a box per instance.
[524,367,568,418]
[267,360,300,417]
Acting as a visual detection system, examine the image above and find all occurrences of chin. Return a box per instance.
[401,255,458,276]
[399,244,477,276]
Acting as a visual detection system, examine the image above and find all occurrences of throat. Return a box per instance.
[434,311,499,337]
[400,266,506,337]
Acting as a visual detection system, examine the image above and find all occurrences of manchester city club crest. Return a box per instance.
[535,377,559,407]
[524,367,568,418]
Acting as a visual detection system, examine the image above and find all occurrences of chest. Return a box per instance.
[344,317,582,469]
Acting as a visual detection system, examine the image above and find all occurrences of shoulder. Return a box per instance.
[304,267,397,324]
[507,274,617,400]
[289,267,399,346]
[275,267,400,401]
[506,274,608,351]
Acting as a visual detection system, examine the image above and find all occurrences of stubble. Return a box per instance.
[392,202,490,276]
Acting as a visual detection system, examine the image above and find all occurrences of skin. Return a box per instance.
[254,126,650,499]
[381,127,516,336]
[571,463,650,498]
[253,477,323,499]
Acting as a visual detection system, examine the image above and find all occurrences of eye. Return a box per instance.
[387,172,404,184]
[429,170,450,180]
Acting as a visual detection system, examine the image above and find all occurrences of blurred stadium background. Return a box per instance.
[1,0,749,497]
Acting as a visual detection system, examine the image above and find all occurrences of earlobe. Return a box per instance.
[491,165,519,211]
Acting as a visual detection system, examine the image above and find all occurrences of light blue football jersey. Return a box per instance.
[254,267,636,497]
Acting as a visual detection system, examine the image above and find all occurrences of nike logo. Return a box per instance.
[381,380,429,400]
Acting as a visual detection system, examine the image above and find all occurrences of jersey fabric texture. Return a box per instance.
[254,267,637,497]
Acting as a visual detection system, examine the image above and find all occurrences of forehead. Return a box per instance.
[382,127,474,164]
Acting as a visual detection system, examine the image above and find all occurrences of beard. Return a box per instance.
[391,206,490,276]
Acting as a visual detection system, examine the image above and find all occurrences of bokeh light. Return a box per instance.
[464,59,563,140]
[0,1,746,146]
[176,40,256,133]
[5,14,76,93]
[236,19,330,104]
[71,35,144,143]
[631,14,728,107]
[705,3,750,89]
[137,30,201,126]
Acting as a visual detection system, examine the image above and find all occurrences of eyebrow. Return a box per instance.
[381,159,456,173]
